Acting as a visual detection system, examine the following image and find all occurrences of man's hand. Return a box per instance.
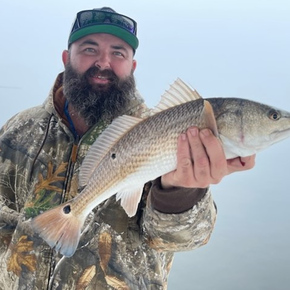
[161,127,256,189]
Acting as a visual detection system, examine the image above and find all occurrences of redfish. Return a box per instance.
[31,79,290,257]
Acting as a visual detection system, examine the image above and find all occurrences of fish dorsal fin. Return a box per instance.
[201,100,219,137]
[153,78,202,113]
[79,115,143,187]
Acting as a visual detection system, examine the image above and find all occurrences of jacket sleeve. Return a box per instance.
[0,158,22,259]
[0,158,21,230]
[0,119,22,231]
[142,179,217,252]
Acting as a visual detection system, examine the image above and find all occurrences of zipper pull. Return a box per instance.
[71,135,80,163]
[71,143,78,163]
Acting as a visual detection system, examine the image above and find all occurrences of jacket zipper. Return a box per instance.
[60,136,79,203]
[47,136,79,290]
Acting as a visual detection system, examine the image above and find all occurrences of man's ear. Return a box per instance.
[62,50,69,65]
[132,60,137,72]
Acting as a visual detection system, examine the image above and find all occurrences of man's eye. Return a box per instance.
[113,51,124,57]
[84,48,95,53]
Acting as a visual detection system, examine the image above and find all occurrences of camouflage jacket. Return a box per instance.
[0,73,217,290]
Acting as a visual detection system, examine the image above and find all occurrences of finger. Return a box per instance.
[174,133,195,186]
[187,127,210,187]
[199,128,228,183]
[160,133,195,189]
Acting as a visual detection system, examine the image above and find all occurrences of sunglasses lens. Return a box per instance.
[76,10,136,35]
[110,14,135,33]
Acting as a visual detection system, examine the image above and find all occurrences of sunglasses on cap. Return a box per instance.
[68,9,139,50]
[71,9,137,35]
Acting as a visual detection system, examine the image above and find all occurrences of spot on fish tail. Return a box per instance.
[63,205,71,214]
[31,202,85,257]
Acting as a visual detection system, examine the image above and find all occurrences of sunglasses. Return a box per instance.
[70,9,137,36]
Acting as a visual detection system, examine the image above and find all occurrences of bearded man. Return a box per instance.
[0,7,255,290]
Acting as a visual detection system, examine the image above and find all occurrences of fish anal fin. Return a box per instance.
[201,100,219,137]
[116,187,144,217]
[31,202,85,257]
[153,78,202,113]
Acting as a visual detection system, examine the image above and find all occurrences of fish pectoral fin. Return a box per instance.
[31,202,85,257]
[201,100,219,137]
[116,187,144,217]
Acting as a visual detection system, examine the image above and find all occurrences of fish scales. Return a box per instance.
[72,98,206,216]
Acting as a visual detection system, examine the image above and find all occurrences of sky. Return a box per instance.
[0,0,290,289]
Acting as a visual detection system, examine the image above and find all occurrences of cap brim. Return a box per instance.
[68,25,139,50]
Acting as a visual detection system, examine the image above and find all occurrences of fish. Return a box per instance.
[31,78,290,257]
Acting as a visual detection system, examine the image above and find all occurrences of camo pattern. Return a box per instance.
[0,73,216,289]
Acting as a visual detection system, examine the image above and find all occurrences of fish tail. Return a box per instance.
[31,202,85,257]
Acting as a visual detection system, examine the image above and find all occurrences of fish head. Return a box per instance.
[211,98,290,158]
[265,106,290,144]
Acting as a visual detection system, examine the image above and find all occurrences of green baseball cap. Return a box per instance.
[68,7,139,51]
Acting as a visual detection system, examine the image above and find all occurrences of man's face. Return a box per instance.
[62,33,137,126]
[63,33,136,84]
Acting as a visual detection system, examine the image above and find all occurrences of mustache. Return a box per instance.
[85,66,118,83]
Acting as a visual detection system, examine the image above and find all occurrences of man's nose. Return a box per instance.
[94,53,110,70]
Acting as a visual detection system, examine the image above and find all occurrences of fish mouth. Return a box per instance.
[270,128,290,143]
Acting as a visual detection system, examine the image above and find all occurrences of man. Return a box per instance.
[0,7,255,289]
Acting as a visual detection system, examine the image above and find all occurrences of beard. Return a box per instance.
[63,62,136,127]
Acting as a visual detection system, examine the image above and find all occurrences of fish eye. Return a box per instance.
[268,110,281,121]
